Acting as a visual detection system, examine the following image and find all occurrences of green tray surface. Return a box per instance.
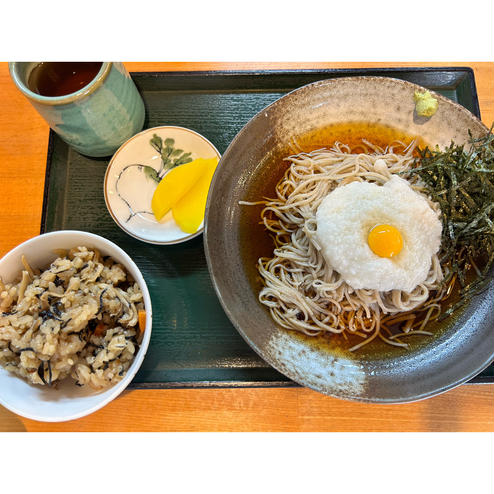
[41,68,493,387]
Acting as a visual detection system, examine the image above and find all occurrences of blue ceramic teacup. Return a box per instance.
[9,62,145,157]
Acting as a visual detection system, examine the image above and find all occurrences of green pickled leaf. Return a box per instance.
[150,134,195,172]
[143,166,160,183]
[150,134,163,153]
[173,152,193,166]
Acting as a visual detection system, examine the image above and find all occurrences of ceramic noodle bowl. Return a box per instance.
[204,76,494,402]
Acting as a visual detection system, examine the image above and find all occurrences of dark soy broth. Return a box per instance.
[28,62,103,97]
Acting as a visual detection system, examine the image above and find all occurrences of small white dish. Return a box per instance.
[104,126,221,245]
[0,230,152,422]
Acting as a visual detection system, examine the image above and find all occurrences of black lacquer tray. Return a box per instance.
[41,67,493,387]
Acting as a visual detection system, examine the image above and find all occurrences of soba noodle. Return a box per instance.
[242,141,449,351]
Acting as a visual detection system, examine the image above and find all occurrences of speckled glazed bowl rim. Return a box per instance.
[104,125,221,246]
[0,230,153,422]
[8,62,112,106]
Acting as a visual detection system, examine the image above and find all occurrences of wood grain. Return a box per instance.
[0,61,493,432]
[1,385,493,432]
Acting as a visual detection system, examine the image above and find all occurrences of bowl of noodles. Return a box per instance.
[204,76,494,402]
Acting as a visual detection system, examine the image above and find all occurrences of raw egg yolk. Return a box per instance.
[368,224,403,258]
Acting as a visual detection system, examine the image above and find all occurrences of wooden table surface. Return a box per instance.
[0,61,493,432]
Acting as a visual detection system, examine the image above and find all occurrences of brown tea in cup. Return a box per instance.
[27,62,103,97]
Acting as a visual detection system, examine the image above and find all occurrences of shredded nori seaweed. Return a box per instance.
[405,127,494,314]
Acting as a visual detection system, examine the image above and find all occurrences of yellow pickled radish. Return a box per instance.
[151,158,209,221]
[172,158,219,233]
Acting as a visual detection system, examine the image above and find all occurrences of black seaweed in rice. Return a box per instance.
[52,267,71,274]
[53,275,65,287]
[78,326,88,341]
[1,247,144,388]
[50,300,63,318]
[92,345,105,356]
[39,309,63,322]
[98,288,108,315]
[87,319,98,332]
[1,310,17,316]
[18,347,35,353]
[37,361,47,385]
[61,318,72,330]
[47,360,52,385]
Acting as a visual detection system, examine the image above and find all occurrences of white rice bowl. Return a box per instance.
[0,231,152,422]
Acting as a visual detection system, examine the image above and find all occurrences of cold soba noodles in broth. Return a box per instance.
[239,122,460,359]
[28,62,103,97]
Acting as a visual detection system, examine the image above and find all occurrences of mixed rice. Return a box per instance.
[0,246,144,389]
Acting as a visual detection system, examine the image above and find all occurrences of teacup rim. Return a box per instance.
[8,61,113,106]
